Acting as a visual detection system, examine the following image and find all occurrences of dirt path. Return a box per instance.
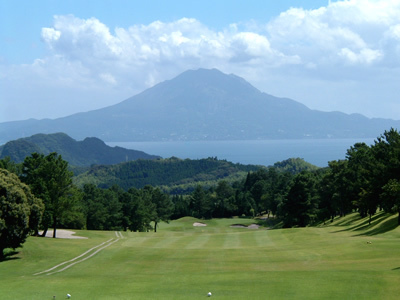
[34,231,123,276]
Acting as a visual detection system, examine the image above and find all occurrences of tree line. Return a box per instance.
[0,152,174,258]
[1,128,399,258]
[170,129,400,227]
[74,156,259,192]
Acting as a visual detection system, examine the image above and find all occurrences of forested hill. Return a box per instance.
[74,157,318,194]
[74,157,261,193]
[0,133,160,166]
[273,157,320,174]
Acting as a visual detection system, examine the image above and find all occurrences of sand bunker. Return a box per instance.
[230,224,260,229]
[247,224,260,229]
[193,222,207,227]
[39,229,88,239]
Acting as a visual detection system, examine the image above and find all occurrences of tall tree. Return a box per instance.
[0,169,43,259]
[171,194,190,219]
[145,186,174,232]
[282,171,318,227]
[374,129,400,223]
[81,184,107,230]
[214,180,236,218]
[346,143,375,220]
[381,179,400,225]
[81,184,123,230]
[189,185,212,219]
[20,153,73,238]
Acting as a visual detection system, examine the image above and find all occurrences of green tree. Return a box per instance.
[372,129,400,213]
[213,180,235,217]
[0,169,44,259]
[58,186,85,229]
[21,153,73,238]
[145,186,174,232]
[81,184,123,230]
[189,185,212,219]
[103,186,123,230]
[346,143,376,221]
[381,179,400,225]
[320,160,353,220]
[0,157,21,174]
[250,180,268,213]
[171,194,190,219]
[120,188,139,231]
[282,171,318,227]
[136,187,156,232]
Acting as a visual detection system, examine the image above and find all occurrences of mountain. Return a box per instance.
[0,133,160,166]
[1,68,399,143]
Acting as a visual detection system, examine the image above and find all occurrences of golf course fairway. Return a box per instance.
[0,212,399,299]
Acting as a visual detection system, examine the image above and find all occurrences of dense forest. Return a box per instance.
[74,156,262,193]
[1,129,399,251]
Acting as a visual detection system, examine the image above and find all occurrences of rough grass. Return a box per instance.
[0,214,399,299]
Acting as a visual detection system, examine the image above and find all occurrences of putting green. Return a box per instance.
[0,214,399,299]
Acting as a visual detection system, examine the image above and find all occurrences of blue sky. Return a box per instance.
[1,0,400,122]
[1,0,328,63]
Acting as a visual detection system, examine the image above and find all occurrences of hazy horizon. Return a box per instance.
[1,0,400,122]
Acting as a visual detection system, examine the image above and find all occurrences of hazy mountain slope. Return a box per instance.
[0,68,398,143]
[0,133,160,166]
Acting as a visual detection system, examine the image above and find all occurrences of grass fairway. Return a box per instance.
[1,213,400,299]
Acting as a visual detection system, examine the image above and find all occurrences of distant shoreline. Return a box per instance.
[107,138,375,167]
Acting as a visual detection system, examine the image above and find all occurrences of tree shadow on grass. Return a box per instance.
[331,212,398,235]
[392,267,400,271]
[354,215,398,236]
[0,250,20,262]
[351,212,391,232]
[333,214,363,227]
[255,217,279,229]
[329,214,368,233]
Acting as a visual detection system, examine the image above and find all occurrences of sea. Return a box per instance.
[107,138,376,168]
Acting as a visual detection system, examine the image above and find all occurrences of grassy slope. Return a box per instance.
[0,213,399,299]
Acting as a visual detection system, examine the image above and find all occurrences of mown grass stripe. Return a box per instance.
[33,238,117,276]
[184,232,211,249]
[1,214,399,299]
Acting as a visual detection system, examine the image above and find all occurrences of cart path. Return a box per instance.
[34,232,123,276]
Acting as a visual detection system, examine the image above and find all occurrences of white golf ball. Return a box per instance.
[67,294,71,299]
[208,292,212,297]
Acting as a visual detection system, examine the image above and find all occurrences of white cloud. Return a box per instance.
[2,0,400,122]
[39,15,295,72]
[41,28,61,43]
[339,47,382,64]
[266,2,393,68]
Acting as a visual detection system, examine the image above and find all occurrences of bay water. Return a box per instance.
[107,138,375,167]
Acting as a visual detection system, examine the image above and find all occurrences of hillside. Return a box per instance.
[73,157,318,194]
[273,157,320,174]
[74,157,261,193]
[0,133,160,166]
[1,68,399,143]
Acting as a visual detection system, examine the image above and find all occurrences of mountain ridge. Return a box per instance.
[0,68,398,143]
[0,133,160,166]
